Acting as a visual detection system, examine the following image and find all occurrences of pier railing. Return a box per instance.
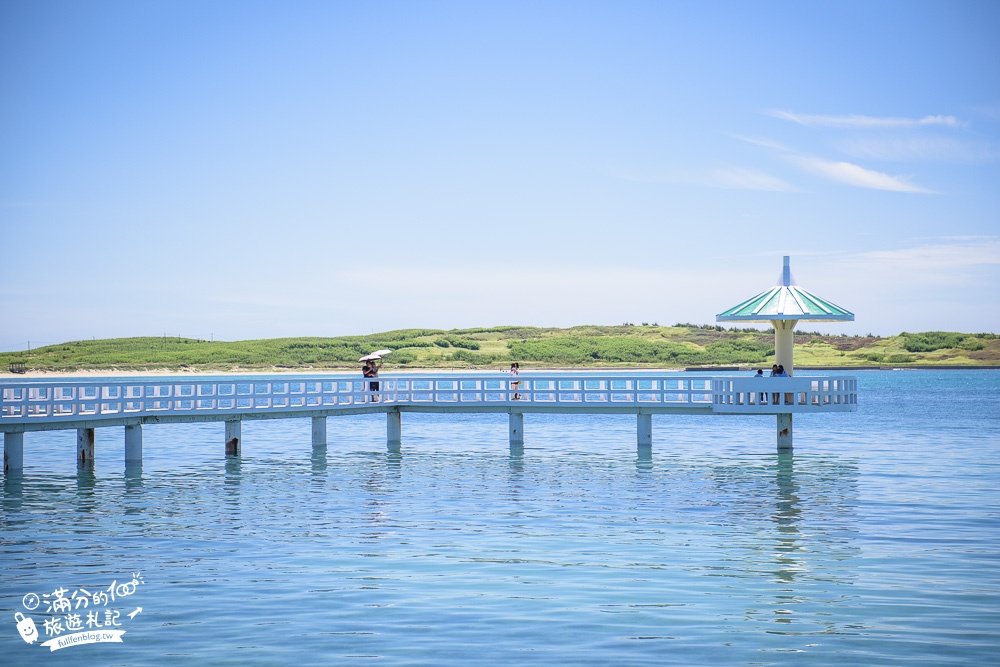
[1,373,856,430]
[711,376,857,413]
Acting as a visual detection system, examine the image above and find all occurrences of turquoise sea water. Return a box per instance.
[2,370,998,665]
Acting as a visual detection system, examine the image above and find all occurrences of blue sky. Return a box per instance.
[2,0,998,349]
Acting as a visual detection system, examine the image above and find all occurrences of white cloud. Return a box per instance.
[705,167,795,191]
[730,134,792,153]
[814,240,1000,333]
[835,137,999,163]
[830,238,1000,284]
[790,155,932,193]
[610,164,794,191]
[733,136,933,192]
[768,110,965,129]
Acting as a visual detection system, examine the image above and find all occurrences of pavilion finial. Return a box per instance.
[781,256,791,287]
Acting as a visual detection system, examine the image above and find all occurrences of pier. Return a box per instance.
[2,258,859,474]
[1,372,857,473]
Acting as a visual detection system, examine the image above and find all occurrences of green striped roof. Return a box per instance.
[717,257,854,322]
[717,286,854,321]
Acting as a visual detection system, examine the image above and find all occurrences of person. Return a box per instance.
[754,368,766,404]
[510,362,521,400]
[363,357,383,401]
[770,364,780,405]
[362,360,373,401]
[774,364,791,405]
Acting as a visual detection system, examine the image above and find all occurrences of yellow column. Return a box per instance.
[772,319,797,375]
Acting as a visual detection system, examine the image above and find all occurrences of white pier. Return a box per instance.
[2,372,857,473]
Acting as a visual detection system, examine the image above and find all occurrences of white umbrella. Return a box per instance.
[358,353,381,362]
[373,349,393,356]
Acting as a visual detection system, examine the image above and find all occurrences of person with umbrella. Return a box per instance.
[360,350,392,402]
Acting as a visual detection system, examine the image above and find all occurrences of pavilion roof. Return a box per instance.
[716,257,854,322]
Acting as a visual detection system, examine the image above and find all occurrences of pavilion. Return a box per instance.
[716,255,854,446]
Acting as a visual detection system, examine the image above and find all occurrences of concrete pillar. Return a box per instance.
[777,413,792,450]
[387,411,401,450]
[4,432,24,474]
[77,427,95,467]
[225,420,241,456]
[772,319,797,376]
[637,413,652,448]
[509,412,524,447]
[124,424,143,464]
[312,416,327,447]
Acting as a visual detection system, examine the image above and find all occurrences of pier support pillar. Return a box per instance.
[77,428,95,468]
[637,413,652,449]
[312,416,327,448]
[225,420,241,456]
[777,413,792,451]
[4,432,24,474]
[387,411,401,451]
[509,412,524,447]
[125,424,143,464]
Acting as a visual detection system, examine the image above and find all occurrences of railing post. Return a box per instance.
[77,427,95,467]
[777,414,792,450]
[387,410,401,451]
[312,416,327,447]
[4,432,24,474]
[124,423,143,464]
[225,420,241,456]
[509,412,524,448]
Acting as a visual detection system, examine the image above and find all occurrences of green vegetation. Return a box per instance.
[901,331,988,352]
[2,326,998,373]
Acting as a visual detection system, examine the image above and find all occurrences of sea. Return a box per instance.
[1,369,998,666]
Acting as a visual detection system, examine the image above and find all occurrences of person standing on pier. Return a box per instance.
[754,368,766,404]
[363,358,383,402]
[510,362,521,400]
[770,364,780,405]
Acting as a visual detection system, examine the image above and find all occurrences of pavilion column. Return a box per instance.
[771,319,797,376]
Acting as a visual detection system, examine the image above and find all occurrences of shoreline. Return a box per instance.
[5,364,1000,379]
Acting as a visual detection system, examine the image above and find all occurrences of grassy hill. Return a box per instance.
[3,325,998,374]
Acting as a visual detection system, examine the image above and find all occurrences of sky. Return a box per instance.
[1,0,998,349]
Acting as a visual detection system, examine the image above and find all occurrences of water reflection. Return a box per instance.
[124,463,144,491]
[506,447,525,503]
[3,473,24,510]
[771,451,802,588]
[224,455,242,515]
[310,445,327,475]
[636,445,653,471]
[707,452,860,633]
